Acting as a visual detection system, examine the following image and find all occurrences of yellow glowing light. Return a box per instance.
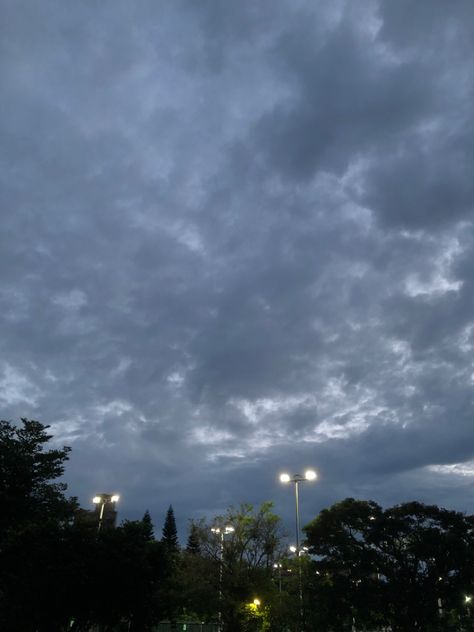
[253,598,261,606]
[280,473,291,483]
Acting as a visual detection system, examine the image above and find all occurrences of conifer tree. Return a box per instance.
[162,505,179,550]
[141,510,154,540]
[186,522,201,554]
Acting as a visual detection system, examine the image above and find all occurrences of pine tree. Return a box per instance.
[162,505,179,550]
[141,510,154,540]
[186,522,201,554]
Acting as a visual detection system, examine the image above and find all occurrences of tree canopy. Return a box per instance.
[304,497,474,631]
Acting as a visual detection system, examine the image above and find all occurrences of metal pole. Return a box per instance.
[218,530,223,632]
[295,480,300,552]
[97,501,105,533]
[295,480,304,626]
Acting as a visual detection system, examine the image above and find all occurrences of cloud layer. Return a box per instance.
[1,0,473,534]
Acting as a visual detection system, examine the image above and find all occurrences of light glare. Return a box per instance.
[111,494,120,503]
[93,496,101,504]
[280,473,291,483]
[305,469,317,481]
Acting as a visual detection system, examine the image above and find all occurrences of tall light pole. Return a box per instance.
[92,493,120,532]
[279,469,317,626]
[211,524,234,632]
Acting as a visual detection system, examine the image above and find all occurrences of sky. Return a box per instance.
[1,0,474,540]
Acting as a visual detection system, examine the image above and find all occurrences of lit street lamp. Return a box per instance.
[273,562,283,593]
[92,493,120,532]
[279,470,316,557]
[279,469,317,626]
[211,524,234,631]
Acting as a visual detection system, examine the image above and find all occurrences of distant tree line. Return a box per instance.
[1,418,473,631]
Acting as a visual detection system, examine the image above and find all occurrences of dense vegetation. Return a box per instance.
[1,418,473,631]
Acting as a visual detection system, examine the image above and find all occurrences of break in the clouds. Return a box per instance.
[1,0,473,533]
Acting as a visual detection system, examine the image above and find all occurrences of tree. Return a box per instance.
[186,521,202,554]
[186,502,287,631]
[142,509,155,540]
[0,418,78,631]
[0,418,77,539]
[304,498,474,631]
[162,505,179,550]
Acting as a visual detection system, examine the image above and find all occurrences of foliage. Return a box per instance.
[184,502,286,631]
[304,498,474,631]
[0,419,173,632]
[0,418,77,539]
[162,504,179,551]
[0,418,79,631]
[186,520,202,554]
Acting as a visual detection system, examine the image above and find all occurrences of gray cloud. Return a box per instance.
[1,0,473,537]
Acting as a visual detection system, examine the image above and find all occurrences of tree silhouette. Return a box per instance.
[162,505,179,550]
[186,521,201,554]
[304,498,474,631]
[141,510,155,541]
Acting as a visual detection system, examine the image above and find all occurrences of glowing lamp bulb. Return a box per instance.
[280,473,291,483]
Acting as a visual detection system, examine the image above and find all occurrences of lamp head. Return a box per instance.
[304,469,317,481]
[93,496,102,504]
[279,472,291,483]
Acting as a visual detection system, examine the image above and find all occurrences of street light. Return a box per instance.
[279,470,317,555]
[211,524,234,631]
[273,562,283,593]
[289,545,308,556]
[279,469,317,626]
[92,493,120,532]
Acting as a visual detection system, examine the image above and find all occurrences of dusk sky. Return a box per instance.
[1,0,474,539]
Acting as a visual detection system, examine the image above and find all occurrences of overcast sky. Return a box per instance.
[1,0,474,539]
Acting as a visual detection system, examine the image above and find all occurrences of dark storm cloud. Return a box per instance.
[1,0,474,535]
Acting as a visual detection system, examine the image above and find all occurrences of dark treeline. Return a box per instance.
[1,419,473,631]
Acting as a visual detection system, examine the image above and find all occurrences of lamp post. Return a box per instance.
[279,469,317,627]
[92,493,120,532]
[273,562,283,594]
[211,524,234,631]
